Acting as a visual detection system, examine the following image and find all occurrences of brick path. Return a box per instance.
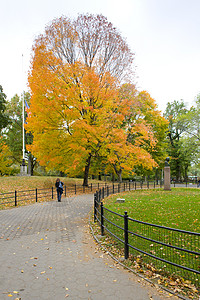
[0,194,177,300]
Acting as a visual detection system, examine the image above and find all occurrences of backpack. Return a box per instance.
[59,181,63,190]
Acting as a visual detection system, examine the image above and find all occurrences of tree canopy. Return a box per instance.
[164,99,200,180]
[26,14,167,184]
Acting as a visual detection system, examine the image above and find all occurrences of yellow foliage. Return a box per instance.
[0,139,13,175]
[26,21,167,180]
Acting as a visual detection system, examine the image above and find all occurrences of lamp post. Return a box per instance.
[164,157,171,190]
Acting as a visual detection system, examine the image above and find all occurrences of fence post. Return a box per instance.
[113,184,114,194]
[101,202,104,236]
[147,181,149,189]
[154,181,155,188]
[91,183,92,191]
[75,184,76,195]
[15,190,17,206]
[107,186,109,197]
[124,211,129,259]
[135,182,136,190]
[129,182,130,191]
[65,185,66,197]
[96,189,98,201]
[94,192,97,222]
[36,188,38,202]
[52,187,53,199]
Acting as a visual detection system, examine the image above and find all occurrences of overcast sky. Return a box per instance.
[1,0,200,112]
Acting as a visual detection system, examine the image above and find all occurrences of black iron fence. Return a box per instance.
[0,188,53,207]
[171,180,199,188]
[0,179,199,208]
[0,182,102,207]
[94,185,200,286]
[0,180,163,208]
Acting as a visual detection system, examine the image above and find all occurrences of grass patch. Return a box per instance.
[93,188,200,296]
[104,188,200,232]
[0,176,87,193]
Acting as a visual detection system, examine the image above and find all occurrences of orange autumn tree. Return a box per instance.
[26,14,158,185]
[136,91,169,166]
[102,84,161,181]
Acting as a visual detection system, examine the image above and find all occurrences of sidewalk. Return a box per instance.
[0,194,177,300]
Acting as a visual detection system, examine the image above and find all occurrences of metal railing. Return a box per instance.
[94,184,200,286]
[0,179,198,208]
[0,181,145,208]
[0,180,163,208]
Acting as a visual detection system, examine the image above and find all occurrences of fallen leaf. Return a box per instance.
[7,294,13,297]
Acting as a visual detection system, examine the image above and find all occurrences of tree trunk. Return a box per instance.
[118,170,122,183]
[83,153,92,186]
[30,154,37,176]
[113,165,122,182]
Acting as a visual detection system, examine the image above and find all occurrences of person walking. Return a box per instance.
[198,178,200,188]
[55,178,64,202]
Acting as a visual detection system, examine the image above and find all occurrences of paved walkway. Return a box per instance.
[0,195,177,300]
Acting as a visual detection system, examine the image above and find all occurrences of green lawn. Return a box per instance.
[98,188,200,291]
[104,188,200,232]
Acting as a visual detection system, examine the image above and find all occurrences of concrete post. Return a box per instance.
[20,159,27,176]
[164,157,171,191]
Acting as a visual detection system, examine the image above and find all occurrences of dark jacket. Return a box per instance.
[55,181,64,191]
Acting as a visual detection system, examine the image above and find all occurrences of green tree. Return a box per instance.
[6,93,37,174]
[0,85,9,131]
[164,100,189,180]
[181,94,200,142]
[6,94,22,164]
